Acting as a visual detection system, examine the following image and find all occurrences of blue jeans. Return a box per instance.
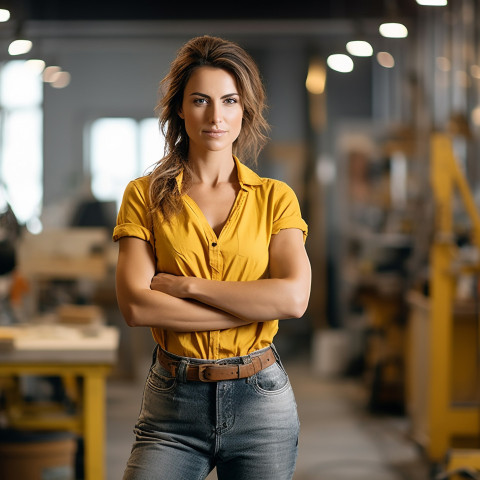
[122,345,300,480]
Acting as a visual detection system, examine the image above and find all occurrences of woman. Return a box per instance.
[114,35,311,480]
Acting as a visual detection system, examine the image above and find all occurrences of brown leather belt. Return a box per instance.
[157,347,275,382]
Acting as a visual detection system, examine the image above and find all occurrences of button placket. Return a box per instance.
[209,238,220,276]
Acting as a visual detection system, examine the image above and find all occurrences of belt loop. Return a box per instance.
[177,359,188,383]
[151,344,159,368]
[270,343,280,361]
[270,343,282,367]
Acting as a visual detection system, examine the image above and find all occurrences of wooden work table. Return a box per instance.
[0,324,119,480]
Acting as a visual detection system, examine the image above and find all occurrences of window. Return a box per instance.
[0,60,43,227]
[88,117,164,208]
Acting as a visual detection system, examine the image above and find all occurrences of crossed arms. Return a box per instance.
[115,228,311,333]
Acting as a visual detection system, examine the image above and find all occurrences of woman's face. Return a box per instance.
[179,66,243,156]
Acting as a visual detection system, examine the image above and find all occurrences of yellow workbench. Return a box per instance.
[0,325,119,480]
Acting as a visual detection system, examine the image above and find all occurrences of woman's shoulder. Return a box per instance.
[236,157,298,199]
[120,175,152,208]
[123,175,151,196]
[257,176,297,197]
[128,174,151,189]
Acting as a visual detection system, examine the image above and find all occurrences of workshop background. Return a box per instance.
[0,1,479,479]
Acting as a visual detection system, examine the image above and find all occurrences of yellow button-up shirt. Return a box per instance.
[113,157,308,359]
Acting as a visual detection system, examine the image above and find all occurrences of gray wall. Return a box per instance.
[42,37,184,205]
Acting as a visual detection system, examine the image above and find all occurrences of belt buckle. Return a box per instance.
[198,364,215,382]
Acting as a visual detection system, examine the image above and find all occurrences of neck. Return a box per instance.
[187,150,236,187]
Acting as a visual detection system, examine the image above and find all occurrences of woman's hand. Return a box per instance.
[150,273,191,298]
[116,237,247,331]
[176,228,311,321]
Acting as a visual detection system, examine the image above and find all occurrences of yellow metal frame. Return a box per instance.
[429,133,480,467]
[445,450,480,479]
[0,363,111,480]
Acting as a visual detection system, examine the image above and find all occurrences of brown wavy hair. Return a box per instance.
[149,35,270,220]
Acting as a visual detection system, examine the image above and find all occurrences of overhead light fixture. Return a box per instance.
[306,58,326,94]
[471,106,480,127]
[379,22,408,38]
[43,65,62,82]
[416,0,447,5]
[0,8,10,22]
[377,51,395,68]
[346,41,373,57]
[25,59,46,75]
[470,65,480,79]
[327,54,354,73]
[8,39,32,56]
[51,71,71,89]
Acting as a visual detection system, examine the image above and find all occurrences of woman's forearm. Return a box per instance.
[117,285,250,332]
[150,274,310,322]
[187,277,308,321]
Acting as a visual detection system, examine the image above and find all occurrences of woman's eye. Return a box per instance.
[225,98,237,104]
[193,98,208,105]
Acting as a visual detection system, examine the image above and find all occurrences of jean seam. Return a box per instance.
[249,362,291,396]
[146,370,177,393]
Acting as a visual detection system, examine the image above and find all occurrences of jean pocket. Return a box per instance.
[146,360,177,393]
[250,361,291,396]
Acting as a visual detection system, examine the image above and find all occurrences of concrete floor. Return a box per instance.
[106,355,431,480]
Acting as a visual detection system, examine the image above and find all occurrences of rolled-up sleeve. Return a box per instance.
[272,183,308,243]
[112,178,154,248]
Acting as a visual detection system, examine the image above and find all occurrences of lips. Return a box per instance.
[203,129,227,137]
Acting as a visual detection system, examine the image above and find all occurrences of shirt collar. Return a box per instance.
[175,156,263,193]
[234,156,263,190]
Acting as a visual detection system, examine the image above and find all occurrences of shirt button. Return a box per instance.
[212,242,217,247]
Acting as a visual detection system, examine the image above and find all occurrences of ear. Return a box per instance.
[178,108,184,120]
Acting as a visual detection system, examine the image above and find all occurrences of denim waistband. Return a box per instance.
[154,344,276,366]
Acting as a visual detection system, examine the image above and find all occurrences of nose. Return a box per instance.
[209,101,222,124]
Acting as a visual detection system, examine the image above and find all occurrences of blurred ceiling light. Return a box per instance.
[327,54,354,73]
[51,71,71,89]
[306,58,326,94]
[0,9,10,22]
[471,106,480,127]
[25,59,46,75]
[416,0,447,5]
[43,65,62,82]
[470,65,480,79]
[379,22,408,38]
[436,56,451,72]
[316,156,336,185]
[8,39,32,56]
[377,51,395,68]
[346,40,373,57]
[26,216,43,235]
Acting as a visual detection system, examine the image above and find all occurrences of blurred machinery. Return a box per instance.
[406,133,480,479]
[0,184,21,325]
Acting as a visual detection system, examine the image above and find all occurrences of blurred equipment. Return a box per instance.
[0,184,21,325]
[0,430,76,480]
[17,227,109,314]
[406,133,480,478]
[0,225,119,480]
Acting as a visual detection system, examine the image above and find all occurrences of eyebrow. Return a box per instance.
[189,92,239,99]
